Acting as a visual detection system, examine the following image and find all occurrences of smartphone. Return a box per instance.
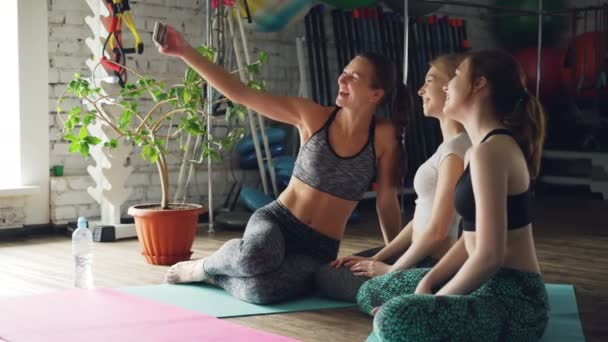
[153,21,167,46]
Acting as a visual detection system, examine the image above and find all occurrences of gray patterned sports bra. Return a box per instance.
[292,107,376,201]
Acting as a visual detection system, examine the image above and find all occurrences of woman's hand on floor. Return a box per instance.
[350,260,391,278]
[330,255,370,268]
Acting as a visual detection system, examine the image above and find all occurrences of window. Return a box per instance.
[0,0,20,189]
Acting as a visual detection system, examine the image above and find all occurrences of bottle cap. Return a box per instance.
[77,217,88,229]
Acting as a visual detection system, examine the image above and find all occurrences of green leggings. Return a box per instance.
[357,268,549,342]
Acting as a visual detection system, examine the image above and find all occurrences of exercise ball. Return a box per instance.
[514,46,565,99]
[383,0,443,16]
[562,32,607,95]
[239,0,314,32]
[320,0,376,9]
[494,0,567,50]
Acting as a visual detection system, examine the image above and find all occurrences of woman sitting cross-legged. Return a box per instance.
[358,50,549,342]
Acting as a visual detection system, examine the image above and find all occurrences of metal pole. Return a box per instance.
[404,0,409,86]
[227,4,270,195]
[536,0,543,98]
[206,0,215,233]
[235,3,279,198]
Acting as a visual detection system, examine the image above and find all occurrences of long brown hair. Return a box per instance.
[467,50,546,178]
[357,52,412,186]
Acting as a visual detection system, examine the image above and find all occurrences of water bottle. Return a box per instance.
[72,217,94,289]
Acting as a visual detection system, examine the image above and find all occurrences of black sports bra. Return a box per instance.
[454,129,532,232]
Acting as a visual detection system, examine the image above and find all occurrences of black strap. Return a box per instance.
[481,128,512,143]
[324,106,340,128]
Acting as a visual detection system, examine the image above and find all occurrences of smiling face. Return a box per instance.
[336,56,385,109]
[417,66,450,118]
[443,58,475,120]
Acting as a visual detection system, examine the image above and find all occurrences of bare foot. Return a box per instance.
[165,258,207,284]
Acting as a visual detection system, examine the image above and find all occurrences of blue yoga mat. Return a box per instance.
[366,284,584,342]
[120,284,355,318]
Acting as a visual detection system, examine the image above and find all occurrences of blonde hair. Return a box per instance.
[430,53,467,79]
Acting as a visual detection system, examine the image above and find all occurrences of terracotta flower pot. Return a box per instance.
[127,203,205,265]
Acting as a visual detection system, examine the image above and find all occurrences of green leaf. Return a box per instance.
[79,126,88,139]
[85,136,102,145]
[196,45,217,61]
[179,116,205,135]
[69,106,82,116]
[79,142,90,157]
[258,51,268,65]
[118,109,133,131]
[185,67,201,84]
[246,63,261,76]
[68,142,80,153]
[140,145,158,164]
[246,80,266,91]
[226,103,246,123]
[104,139,118,149]
[64,133,78,142]
[83,111,96,125]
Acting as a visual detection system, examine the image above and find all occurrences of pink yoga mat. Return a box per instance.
[0,288,299,342]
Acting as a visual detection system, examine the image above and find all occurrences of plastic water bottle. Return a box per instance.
[72,217,94,289]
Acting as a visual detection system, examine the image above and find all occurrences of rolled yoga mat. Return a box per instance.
[366,284,584,342]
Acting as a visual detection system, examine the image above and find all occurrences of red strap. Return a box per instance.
[101,56,122,72]
[109,16,118,33]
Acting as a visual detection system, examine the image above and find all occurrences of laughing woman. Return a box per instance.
[157,24,410,304]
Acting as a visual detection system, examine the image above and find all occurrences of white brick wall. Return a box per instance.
[46,1,296,224]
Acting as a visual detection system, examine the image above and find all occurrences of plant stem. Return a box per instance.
[156,153,170,209]
[151,109,189,133]
[135,97,177,134]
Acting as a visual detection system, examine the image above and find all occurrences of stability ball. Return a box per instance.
[562,32,607,95]
[494,0,567,50]
[239,0,314,32]
[514,46,565,99]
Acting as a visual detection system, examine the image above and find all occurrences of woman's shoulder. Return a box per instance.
[373,119,398,155]
[441,132,472,159]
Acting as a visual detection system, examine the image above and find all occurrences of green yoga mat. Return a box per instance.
[120,284,355,318]
[366,284,584,342]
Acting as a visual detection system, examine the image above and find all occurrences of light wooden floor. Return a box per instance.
[0,195,606,342]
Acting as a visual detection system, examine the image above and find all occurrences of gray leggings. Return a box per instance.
[203,201,339,305]
[315,247,437,302]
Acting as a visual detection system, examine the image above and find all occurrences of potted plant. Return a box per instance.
[57,46,267,265]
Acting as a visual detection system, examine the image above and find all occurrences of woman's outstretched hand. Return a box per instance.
[156,24,192,58]
[350,260,391,278]
[329,255,370,268]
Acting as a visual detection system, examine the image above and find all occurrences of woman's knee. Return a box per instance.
[315,264,366,302]
[373,295,436,342]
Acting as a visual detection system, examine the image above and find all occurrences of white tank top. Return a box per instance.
[412,132,471,238]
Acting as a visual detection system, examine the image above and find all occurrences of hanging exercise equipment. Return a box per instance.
[100,0,144,87]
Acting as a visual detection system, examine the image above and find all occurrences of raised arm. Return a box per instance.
[159,25,324,129]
